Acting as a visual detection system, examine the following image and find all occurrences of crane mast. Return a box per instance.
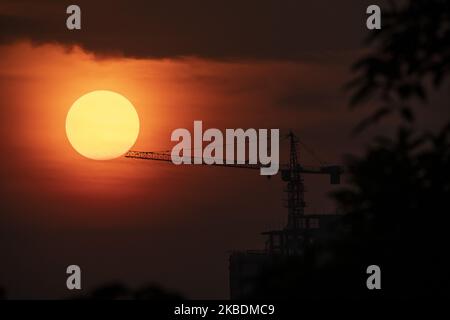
[285,132,304,230]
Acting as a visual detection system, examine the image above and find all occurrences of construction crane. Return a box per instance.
[125,131,343,255]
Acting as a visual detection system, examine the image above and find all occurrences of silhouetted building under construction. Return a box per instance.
[229,132,343,299]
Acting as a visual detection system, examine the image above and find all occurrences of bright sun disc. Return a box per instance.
[66,90,140,160]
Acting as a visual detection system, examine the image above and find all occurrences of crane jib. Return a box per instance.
[125,152,343,184]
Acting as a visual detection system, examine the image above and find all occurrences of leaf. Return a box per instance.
[352,107,392,135]
[400,107,414,122]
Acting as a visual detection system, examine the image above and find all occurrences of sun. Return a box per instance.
[66,90,140,160]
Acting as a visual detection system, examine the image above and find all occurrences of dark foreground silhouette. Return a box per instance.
[69,283,184,300]
[0,283,183,300]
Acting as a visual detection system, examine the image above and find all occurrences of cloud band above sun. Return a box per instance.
[0,0,368,61]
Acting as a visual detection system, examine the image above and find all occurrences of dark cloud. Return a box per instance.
[1,0,379,60]
[277,91,346,110]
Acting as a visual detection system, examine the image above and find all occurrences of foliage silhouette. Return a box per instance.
[347,0,450,133]
[250,0,450,299]
[69,282,183,300]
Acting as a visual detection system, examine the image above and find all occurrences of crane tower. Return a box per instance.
[125,132,343,298]
[125,131,342,255]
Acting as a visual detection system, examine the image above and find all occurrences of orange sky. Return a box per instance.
[1,41,356,298]
[4,39,446,229]
[1,0,449,300]
[0,41,352,219]
[3,39,447,299]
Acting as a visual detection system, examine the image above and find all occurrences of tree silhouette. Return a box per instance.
[333,0,450,297]
[348,0,450,132]
[69,282,184,300]
[251,0,450,299]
